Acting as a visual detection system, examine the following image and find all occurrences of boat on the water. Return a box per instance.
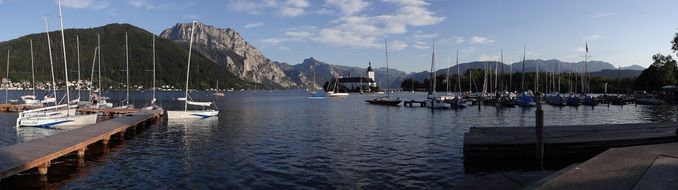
[425,40,450,109]
[167,21,219,119]
[366,40,401,106]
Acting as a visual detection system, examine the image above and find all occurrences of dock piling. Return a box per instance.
[76,147,86,158]
[102,136,110,146]
[535,93,544,170]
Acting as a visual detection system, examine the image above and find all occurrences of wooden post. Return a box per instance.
[38,161,50,176]
[76,147,86,158]
[535,92,544,170]
[102,136,110,146]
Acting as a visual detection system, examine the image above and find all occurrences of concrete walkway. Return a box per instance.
[533,142,678,189]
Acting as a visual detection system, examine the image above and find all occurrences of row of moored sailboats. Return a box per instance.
[14,2,218,128]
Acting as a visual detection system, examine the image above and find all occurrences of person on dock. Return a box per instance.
[91,90,99,105]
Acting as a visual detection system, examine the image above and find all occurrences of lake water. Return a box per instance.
[1,90,677,189]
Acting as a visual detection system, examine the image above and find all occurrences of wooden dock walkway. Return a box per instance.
[463,122,678,171]
[0,110,163,181]
[532,142,678,189]
[0,104,42,112]
[76,108,141,116]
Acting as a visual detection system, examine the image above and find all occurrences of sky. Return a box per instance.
[1,0,677,73]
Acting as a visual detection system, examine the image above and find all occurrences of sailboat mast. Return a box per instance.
[184,21,197,111]
[30,40,35,96]
[521,45,526,91]
[44,17,57,104]
[152,35,156,102]
[446,56,450,94]
[5,49,9,104]
[457,49,461,94]
[385,39,390,98]
[89,47,97,99]
[76,35,81,100]
[125,32,129,105]
[97,34,101,91]
[57,0,71,113]
[500,49,504,91]
[431,40,436,94]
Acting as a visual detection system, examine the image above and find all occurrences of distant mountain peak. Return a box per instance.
[161,22,297,88]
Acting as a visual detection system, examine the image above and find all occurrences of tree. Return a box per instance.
[672,30,678,55]
[634,53,677,91]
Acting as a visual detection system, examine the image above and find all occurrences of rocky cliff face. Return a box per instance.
[160,22,297,88]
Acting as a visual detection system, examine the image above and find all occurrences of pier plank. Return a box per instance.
[463,122,678,171]
[0,110,162,180]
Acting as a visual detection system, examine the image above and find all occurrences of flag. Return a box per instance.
[585,43,588,53]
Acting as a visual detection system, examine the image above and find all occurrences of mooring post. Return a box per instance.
[535,92,544,170]
[102,135,110,146]
[38,161,50,176]
[77,147,86,158]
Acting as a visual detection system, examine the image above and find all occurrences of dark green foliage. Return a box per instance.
[0,23,248,90]
[634,54,677,92]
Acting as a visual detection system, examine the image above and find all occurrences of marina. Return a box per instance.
[1,0,678,189]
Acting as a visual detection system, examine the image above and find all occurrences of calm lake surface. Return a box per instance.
[1,90,678,189]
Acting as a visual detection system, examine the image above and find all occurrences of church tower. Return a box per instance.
[367,62,376,87]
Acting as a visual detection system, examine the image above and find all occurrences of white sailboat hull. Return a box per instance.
[18,114,98,128]
[327,92,349,97]
[167,110,219,119]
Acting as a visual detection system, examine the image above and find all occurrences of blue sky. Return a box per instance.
[1,0,677,72]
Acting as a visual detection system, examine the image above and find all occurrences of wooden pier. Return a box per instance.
[463,122,678,172]
[532,142,678,189]
[76,108,141,116]
[0,110,163,181]
[404,100,427,107]
[0,104,42,112]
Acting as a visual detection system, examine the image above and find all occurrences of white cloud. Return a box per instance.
[280,0,310,17]
[275,0,444,49]
[470,36,494,44]
[325,0,369,16]
[389,40,408,50]
[244,22,265,28]
[587,34,601,41]
[412,41,429,49]
[454,36,464,44]
[227,0,277,15]
[127,0,163,9]
[574,47,586,53]
[60,0,110,10]
[315,8,335,15]
[459,47,475,58]
[278,45,290,51]
[412,31,438,39]
[593,11,615,18]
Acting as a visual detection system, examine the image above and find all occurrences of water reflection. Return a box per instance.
[0,91,678,189]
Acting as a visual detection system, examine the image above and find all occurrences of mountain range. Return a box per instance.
[0,22,646,90]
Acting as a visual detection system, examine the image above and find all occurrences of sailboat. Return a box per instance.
[366,39,401,106]
[546,61,566,106]
[143,35,162,110]
[21,40,40,105]
[445,50,465,108]
[581,42,598,106]
[327,76,349,97]
[426,40,451,109]
[167,21,219,119]
[17,0,98,127]
[516,46,536,107]
[40,17,57,105]
[308,62,327,99]
[115,32,134,109]
[212,80,225,96]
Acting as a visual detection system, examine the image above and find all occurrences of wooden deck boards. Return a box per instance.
[0,110,162,180]
[463,122,678,171]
